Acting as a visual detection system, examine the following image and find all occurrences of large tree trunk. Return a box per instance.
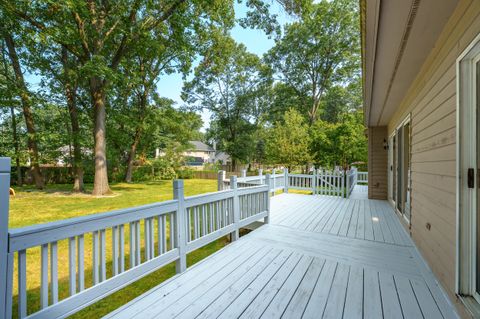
[124,92,148,183]
[10,105,22,186]
[4,32,44,189]
[62,48,84,192]
[124,127,141,183]
[90,76,111,195]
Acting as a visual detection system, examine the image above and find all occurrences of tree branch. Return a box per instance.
[72,12,91,57]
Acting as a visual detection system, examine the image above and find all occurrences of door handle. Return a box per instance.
[468,168,475,188]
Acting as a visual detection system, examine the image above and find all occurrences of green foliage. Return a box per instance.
[176,168,196,180]
[310,109,367,169]
[132,158,177,181]
[265,108,311,168]
[265,0,360,123]
[183,34,266,168]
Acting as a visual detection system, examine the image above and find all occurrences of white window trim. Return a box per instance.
[456,32,480,308]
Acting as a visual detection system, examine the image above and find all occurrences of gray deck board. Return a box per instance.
[104,193,459,319]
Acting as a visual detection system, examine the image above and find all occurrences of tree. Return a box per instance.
[183,34,264,170]
[0,40,22,185]
[60,48,85,191]
[265,108,311,169]
[1,30,44,188]
[265,0,360,124]
[118,21,196,183]
[310,109,367,169]
[3,0,235,195]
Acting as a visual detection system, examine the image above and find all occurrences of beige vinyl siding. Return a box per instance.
[368,126,388,199]
[386,0,480,316]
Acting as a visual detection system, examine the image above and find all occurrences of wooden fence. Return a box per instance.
[0,158,270,319]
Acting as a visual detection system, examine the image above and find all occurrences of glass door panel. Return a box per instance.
[396,128,403,213]
[403,122,411,221]
[476,60,480,296]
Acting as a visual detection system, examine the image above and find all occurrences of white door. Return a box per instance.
[457,36,480,303]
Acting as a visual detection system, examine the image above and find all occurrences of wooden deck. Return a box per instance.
[104,193,458,319]
[349,184,368,199]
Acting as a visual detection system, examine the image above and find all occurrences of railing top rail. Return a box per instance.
[9,199,178,251]
[237,184,269,196]
[184,189,234,208]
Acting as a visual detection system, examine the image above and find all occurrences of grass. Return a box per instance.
[8,179,228,318]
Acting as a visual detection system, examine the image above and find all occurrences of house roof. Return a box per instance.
[188,141,214,152]
[214,152,230,161]
[361,0,458,127]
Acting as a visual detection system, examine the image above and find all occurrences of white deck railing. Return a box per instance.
[0,158,270,319]
[357,171,368,184]
[220,168,368,199]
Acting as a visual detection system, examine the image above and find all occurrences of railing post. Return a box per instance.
[0,158,11,318]
[284,168,289,193]
[241,169,247,179]
[271,169,276,195]
[230,176,240,241]
[346,170,351,198]
[258,168,263,184]
[312,168,317,195]
[173,180,187,273]
[217,170,226,191]
[265,173,271,224]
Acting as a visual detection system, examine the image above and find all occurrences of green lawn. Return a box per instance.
[8,179,228,318]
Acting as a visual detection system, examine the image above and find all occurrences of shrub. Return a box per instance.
[132,158,177,181]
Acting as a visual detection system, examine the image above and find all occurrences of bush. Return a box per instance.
[176,169,195,179]
[132,158,177,181]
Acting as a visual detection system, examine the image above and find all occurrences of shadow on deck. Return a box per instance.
[105,193,458,319]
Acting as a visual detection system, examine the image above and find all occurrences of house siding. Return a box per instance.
[387,0,480,317]
[368,126,388,200]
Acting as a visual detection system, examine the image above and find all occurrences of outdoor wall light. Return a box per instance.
[383,139,389,150]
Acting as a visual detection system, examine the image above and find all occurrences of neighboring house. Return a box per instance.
[36,146,92,167]
[362,0,480,316]
[155,141,231,166]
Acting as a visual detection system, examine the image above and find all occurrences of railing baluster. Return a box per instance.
[215,201,220,230]
[135,221,141,266]
[41,243,49,308]
[193,206,199,239]
[51,241,58,304]
[113,225,119,275]
[157,216,163,254]
[129,223,135,269]
[209,203,214,233]
[78,235,85,291]
[202,205,207,236]
[18,249,27,318]
[119,225,125,273]
[93,230,99,284]
[144,220,150,260]
[100,229,106,281]
[168,213,174,250]
[68,236,76,295]
[162,215,167,253]
[150,218,154,257]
